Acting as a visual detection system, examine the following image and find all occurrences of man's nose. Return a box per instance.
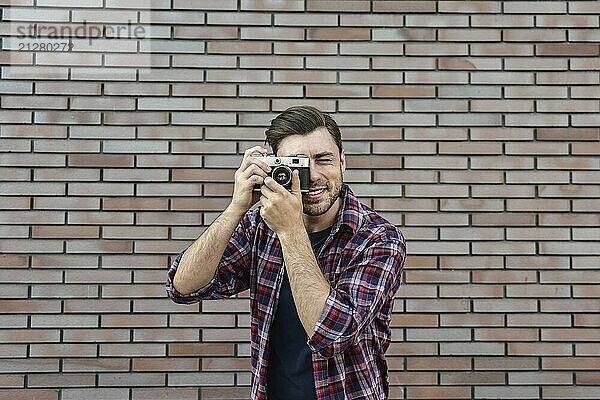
[309,161,320,182]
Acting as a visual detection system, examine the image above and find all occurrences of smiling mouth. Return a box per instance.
[304,187,326,199]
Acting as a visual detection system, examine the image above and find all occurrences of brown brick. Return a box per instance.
[441,314,504,328]
[537,14,599,27]
[201,42,255,56]
[541,328,600,342]
[472,270,537,285]
[442,371,506,385]
[537,43,599,56]
[509,342,572,356]
[475,357,539,371]
[61,388,128,400]
[273,99,337,112]
[536,128,599,141]
[198,387,249,400]
[2,95,68,109]
[1,125,67,139]
[97,372,166,387]
[28,373,96,388]
[307,0,370,12]
[68,154,133,168]
[510,371,573,385]
[0,328,60,344]
[391,314,438,328]
[104,112,169,125]
[0,255,28,269]
[306,28,370,41]
[0,390,59,400]
[408,357,471,371]
[476,328,539,341]
[30,343,98,358]
[441,1,501,13]
[407,386,471,399]
[168,343,234,357]
[537,71,599,85]
[372,85,434,99]
[101,198,168,211]
[201,357,250,371]
[576,373,600,385]
[505,1,567,13]
[472,14,533,27]
[0,373,24,387]
[572,142,600,156]
[32,225,99,239]
[388,371,436,385]
[569,29,600,43]
[475,385,540,399]
[543,357,600,370]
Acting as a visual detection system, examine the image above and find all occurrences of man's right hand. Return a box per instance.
[174,146,270,294]
[228,145,272,216]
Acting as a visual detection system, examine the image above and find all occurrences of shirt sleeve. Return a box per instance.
[307,233,406,358]
[166,211,255,304]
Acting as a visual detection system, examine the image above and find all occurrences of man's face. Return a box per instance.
[276,127,346,216]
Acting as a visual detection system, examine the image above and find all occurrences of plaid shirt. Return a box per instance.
[166,185,406,399]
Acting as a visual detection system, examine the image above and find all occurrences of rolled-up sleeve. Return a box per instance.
[166,211,256,303]
[307,236,405,358]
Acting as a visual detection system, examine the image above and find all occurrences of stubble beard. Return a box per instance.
[302,172,344,217]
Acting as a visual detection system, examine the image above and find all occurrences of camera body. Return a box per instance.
[252,153,310,193]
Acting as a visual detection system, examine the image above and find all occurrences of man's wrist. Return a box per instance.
[277,224,307,244]
[225,203,247,220]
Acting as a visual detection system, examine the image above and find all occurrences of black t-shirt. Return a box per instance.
[267,226,332,400]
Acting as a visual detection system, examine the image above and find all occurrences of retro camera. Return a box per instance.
[251,153,310,193]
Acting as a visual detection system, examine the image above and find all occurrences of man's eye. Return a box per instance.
[317,159,333,163]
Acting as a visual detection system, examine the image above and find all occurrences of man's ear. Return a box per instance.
[340,150,346,173]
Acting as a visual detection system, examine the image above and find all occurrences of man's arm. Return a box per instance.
[171,145,271,295]
[305,237,405,358]
[278,228,330,336]
[173,205,245,294]
[258,172,330,335]
[258,171,405,357]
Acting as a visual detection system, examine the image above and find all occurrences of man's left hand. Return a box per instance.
[260,170,303,235]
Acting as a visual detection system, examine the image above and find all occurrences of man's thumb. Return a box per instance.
[291,170,301,195]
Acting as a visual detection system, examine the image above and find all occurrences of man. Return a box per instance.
[166,106,406,399]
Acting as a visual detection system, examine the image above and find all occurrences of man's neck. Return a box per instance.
[302,197,342,233]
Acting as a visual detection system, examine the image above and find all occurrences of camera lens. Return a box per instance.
[271,165,291,186]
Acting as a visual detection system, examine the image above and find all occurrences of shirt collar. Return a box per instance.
[331,184,362,235]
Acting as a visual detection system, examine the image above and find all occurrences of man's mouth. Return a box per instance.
[304,187,326,200]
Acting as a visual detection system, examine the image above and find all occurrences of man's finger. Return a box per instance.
[263,176,285,194]
[250,158,272,174]
[260,180,275,198]
[240,147,270,173]
[239,164,267,180]
[244,145,267,158]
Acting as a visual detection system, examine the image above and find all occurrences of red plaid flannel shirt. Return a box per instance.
[166,185,406,399]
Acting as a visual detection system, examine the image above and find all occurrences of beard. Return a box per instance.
[302,172,344,216]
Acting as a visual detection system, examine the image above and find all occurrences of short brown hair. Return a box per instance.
[265,106,343,155]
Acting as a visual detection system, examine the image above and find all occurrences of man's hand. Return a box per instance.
[259,170,304,236]
[228,146,271,217]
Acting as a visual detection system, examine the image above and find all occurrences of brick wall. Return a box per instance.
[1,1,599,399]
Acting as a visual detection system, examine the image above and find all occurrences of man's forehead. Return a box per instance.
[277,128,338,156]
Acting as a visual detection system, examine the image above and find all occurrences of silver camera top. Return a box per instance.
[251,153,310,168]
[251,153,310,191]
